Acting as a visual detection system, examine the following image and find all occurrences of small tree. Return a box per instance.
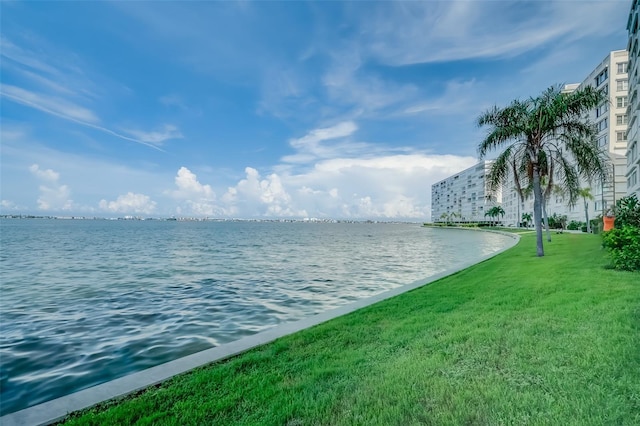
[578,187,594,233]
[522,212,532,228]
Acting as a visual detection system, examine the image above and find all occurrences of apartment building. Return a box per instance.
[431,161,500,224]
[627,1,640,198]
[579,50,629,216]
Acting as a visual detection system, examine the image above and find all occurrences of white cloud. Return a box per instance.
[122,124,183,145]
[0,84,167,151]
[403,79,480,116]
[223,167,304,217]
[360,2,626,66]
[159,94,187,109]
[290,121,357,148]
[284,153,478,220]
[2,84,99,123]
[28,164,73,211]
[0,36,177,151]
[166,167,227,217]
[217,150,477,220]
[99,192,156,214]
[0,36,61,76]
[0,200,25,211]
[170,167,215,199]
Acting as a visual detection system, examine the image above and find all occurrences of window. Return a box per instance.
[596,103,609,117]
[617,96,629,108]
[597,118,608,131]
[618,62,628,74]
[616,114,628,125]
[630,142,638,162]
[595,68,608,86]
[629,170,638,188]
[598,135,608,147]
[617,79,629,91]
[617,131,628,142]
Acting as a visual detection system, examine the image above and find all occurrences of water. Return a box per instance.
[0,219,510,414]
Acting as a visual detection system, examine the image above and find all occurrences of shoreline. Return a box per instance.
[1,230,520,426]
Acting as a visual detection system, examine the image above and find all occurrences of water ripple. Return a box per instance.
[0,220,509,414]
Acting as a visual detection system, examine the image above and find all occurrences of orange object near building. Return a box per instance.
[603,216,615,231]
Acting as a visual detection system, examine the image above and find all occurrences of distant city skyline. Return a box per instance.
[0,1,629,220]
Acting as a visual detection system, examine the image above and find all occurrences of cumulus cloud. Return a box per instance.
[167,167,227,216]
[223,167,305,217]
[0,200,24,211]
[170,167,215,199]
[28,164,73,211]
[215,151,477,221]
[283,153,478,220]
[99,192,156,214]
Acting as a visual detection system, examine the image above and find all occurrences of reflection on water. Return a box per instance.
[0,220,509,414]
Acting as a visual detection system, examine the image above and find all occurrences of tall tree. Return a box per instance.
[478,85,609,256]
[578,187,595,233]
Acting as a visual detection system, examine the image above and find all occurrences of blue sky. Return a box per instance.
[0,1,629,220]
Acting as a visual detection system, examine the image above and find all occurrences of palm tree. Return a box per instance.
[478,85,609,256]
[578,187,594,233]
[439,212,450,225]
[450,211,461,225]
[495,206,505,224]
[484,206,505,226]
[484,209,494,226]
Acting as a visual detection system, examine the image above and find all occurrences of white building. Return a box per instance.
[579,50,629,216]
[627,1,640,198]
[431,161,501,224]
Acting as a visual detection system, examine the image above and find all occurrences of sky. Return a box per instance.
[0,1,630,221]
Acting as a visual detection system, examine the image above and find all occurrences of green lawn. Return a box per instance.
[62,233,639,425]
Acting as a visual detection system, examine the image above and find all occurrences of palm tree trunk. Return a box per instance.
[532,165,544,257]
[542,199,551,242]
[584,199,591,233]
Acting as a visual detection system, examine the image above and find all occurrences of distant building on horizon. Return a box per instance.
[627,1,640,198]
[431,161,501,224]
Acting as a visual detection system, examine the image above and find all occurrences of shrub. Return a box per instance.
[614,195,640,228]
[567,220,584,231]
[602,225,640,271]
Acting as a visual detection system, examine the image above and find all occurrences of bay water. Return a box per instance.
[0,219,510,414]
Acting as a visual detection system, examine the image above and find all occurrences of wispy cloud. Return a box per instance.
[122,124,183,145]
[359,2,626,66]
[283,121,364,164]
[0,84,168,151]
[1,35,181,151]
[1,84,99,123]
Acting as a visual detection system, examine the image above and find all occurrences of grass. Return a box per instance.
[61,233,639,425]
